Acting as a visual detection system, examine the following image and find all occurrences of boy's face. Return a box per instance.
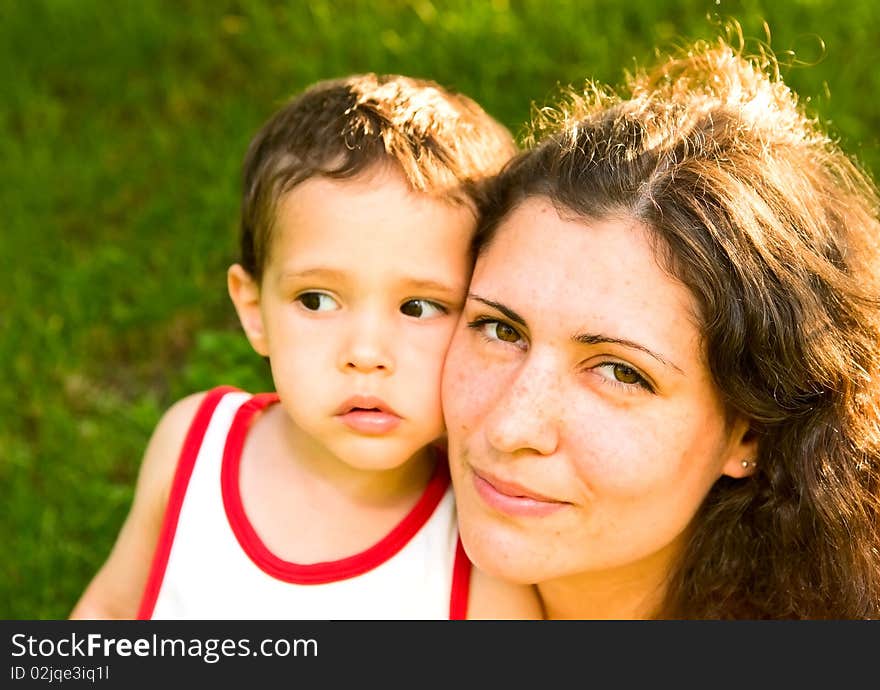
[235,165,475,472]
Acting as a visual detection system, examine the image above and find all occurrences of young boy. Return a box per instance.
[70,74,543,619]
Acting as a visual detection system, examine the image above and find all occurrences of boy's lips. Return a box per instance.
[335,395,401,434]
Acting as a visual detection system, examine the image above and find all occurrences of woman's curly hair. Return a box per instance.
[476,30,880,618]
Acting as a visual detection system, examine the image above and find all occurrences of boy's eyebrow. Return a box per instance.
[573,333,684,374]
[404,278,462,295]
[467,294,527,328]
[277,267,349,283]
[279,269,460,297]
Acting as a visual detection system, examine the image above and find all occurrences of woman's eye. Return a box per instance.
[296,292,339,312]
[467,318,524,347]
[492,321,521,343]
[400,299,446,319]
[593,362,653,391]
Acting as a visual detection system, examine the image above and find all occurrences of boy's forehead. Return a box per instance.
[274,164,476,233]
[277,161,477,230]
[264,166,477,278]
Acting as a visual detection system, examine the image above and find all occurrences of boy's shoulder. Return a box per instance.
[154,386,249,440]
[151,390,212,449]
[145,386,260,475]
[67,388,225,620]
[136,388,228,507]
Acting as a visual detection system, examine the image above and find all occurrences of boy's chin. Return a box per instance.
[328,438,436,473]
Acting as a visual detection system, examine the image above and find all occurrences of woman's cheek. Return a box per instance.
[443,341,504,432]
[565,405,683,496]
[442,362,480,433]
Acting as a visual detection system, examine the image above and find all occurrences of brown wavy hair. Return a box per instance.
[476,35,880,618]
[239,73,516,281]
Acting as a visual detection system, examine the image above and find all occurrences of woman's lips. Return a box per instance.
[471,469,568,517]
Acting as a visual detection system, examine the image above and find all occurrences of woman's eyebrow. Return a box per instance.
[467,294,527,328]
[574,332,684,374]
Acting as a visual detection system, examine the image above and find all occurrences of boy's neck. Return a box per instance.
[238,404,440,564]
[270,405,438,507]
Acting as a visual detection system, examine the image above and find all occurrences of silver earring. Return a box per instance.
[741,459,756,469]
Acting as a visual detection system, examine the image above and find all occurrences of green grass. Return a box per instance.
[3,0,879,619]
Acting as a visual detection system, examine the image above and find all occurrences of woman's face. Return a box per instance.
[441,197,755,588]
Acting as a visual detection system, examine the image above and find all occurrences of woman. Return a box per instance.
[441,36,880,619]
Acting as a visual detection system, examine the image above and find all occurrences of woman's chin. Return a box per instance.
[458,523,547,585]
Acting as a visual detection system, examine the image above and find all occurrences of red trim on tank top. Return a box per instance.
[449,536,472,619]
[221,394,453,585]
[137,386,240,620]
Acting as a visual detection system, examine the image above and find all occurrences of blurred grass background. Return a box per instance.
[3,0,879,619]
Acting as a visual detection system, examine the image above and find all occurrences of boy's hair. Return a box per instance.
[239,73,517,281]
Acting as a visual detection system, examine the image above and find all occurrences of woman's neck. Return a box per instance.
[536,537,684,620]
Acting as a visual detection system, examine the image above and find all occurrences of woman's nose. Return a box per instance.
[484,358,560,456]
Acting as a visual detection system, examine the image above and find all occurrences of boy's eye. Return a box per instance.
[400,299,446,319]
[296,292,339,312]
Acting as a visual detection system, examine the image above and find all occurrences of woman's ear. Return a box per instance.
[720,418,760,479]
[228,263,269,357]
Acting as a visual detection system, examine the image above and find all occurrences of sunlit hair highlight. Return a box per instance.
[240,73,517,280]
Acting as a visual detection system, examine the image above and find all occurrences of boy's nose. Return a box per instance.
[338,314,396,374]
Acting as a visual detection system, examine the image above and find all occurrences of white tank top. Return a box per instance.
[137,386,471,619]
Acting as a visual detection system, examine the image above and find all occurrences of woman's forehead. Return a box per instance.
[474,198,655,294]
[471,197,704,365]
